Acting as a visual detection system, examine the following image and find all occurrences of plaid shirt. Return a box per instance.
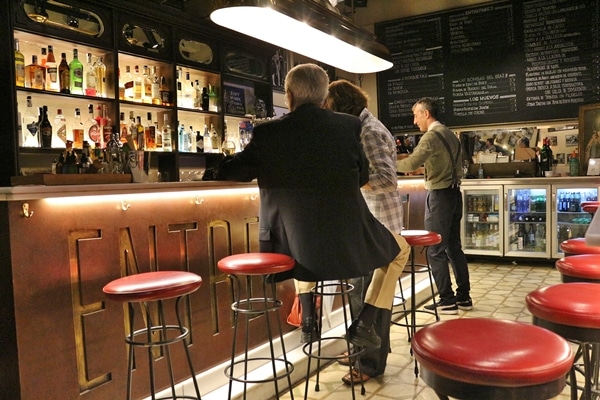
[359,108,404,233]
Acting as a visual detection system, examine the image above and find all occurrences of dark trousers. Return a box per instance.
[348,274,391,377]
[424,187,470,301]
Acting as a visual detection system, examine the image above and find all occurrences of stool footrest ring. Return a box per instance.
[231,297,282,314]
[125,325,188,347]
[224,358,294,384]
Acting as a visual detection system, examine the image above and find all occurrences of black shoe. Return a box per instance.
[301,317,320,344]
[424,298,458,315]
[456,297,473,311]
[348,319,381,348]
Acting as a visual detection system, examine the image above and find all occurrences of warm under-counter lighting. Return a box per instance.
[210,1,393,74]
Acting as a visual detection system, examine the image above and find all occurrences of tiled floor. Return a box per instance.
[270,259,574,400]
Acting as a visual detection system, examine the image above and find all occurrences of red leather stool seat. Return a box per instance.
[217,252,295,275]
[581,201,600,214]
[103,270,202,302]
[412,318,573,399]
[556,254,600,283]
[526,283,600,330]
[560,237,600,256]
[400,229,442,246]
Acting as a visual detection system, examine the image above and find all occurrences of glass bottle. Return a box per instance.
[203,123,212,153]
[39,105,53,148]
[144,112,156,150]
[15,39,25,87]
[40,47,47,67]
[22,96,38,147]
[84,53,97,96]
[187,126,195,153]
[151,66,161,105]
[201,86,209,111]
[161,114,172,152]
[133,65,143,102]
[84,104,100,144]
[72,108,84,149]
[25,55,45,90]
[142,65,152,103]
[58,52,70,94]
[135,116,144,150]
[194,80,202,109]
[208,84,218,111]
[54,108,67,147]
[69,49,84,95]
[94,56,106,98]
[159,76,171,106]
[210,123,219,153]
[123,66,134,100]
[183,71,194,108]
[178,123,188,152]
[101,104,112,147]
[45,45,59,92]
[119,112,128,143]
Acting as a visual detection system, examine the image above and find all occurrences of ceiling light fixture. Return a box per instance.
[209,0,392,74]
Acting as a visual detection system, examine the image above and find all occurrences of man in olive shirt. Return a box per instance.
[396,97,472,314]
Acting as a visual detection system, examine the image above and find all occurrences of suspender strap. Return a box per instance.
[432,127,461,188]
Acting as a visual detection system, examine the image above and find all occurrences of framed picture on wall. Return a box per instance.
[271,48,289,92]
[578,103,600,175]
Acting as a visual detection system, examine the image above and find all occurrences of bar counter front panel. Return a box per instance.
[0,179,428,399]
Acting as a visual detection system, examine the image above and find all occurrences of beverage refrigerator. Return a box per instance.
[504,185,551,258]
[552,185,599,258]
[461,185,504,257]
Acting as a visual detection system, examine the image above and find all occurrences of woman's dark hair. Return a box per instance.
[325,80,368,117]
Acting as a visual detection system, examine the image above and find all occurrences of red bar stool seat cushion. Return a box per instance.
[102,270,202,302]
[217,252,295,275]
[526,283,600,330]
[581,201,600,214]
[412,318,573,388]
[556,254,600,282]
[400,229,442,246]
[560,237,600,255]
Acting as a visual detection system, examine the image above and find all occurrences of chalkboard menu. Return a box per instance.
[375,0,600,132]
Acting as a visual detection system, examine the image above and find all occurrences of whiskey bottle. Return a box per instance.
[133,65,143,102]
[151,66,161,105]
[45,45,59,92]
[84,53,97,96]
[144,112,156,150]
[58,52,70,94]
[123,66,134,100]
[159,76,171,106]
[25,55,45,90]
[142,65,153,103]
[15,39,25,87]
[161,114,172,152]
[101,104,112,147]
[72,108,84,149]
[119,112,128,143]
[39,105,53,148]
[201,87,209,111]
[69,49,84,95]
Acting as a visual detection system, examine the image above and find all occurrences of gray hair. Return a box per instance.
[285,63,329,108]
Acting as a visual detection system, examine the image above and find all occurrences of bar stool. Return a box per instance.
[217,253,295,400]
[560,237,600,256]
[412,318,573,400]
[555,254,600,283]
[396,229,441,376]
[302,280,366,399]
[526,283,600,400]
[581,201,600,215]
[102,270,203,400]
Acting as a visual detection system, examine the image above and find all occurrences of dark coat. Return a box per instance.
[218,103,400,282]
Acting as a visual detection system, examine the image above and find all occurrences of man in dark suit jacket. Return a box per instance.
[218,63,409,348]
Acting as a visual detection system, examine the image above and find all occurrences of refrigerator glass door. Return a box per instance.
[505,186,550,258]
[553,185,598,258]
[461,186,503,256]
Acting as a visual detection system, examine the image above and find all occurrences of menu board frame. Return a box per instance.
[375,0,600,133]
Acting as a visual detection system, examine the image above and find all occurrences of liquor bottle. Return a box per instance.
[45,45,58,92]
[187,126,195,153]
[517,224,525,250]
[203,123,212,153]
[201,86,209,111]
[151,66,161,105]
[161,114,172,152]
[178,123,189,152]
[527,224,536,249]
[101,104,112,147]
[39,105,53,148]
[155,120,162,150]
[159,76,171,106]
[569,149,580,176]
[54,108,67,146]
[72,108,84,149]
[119,112,128,143]
[208,84,218,111]
[196,130,203,153]
[15,39,25,87]
[58,52,70,94]
[142,66,152,103]
[25,55,45,90]
[22,96,38,147]
[94,57,106,98]
[40,47,47,67]
[84,53,97,96]
[144,112,156,150]
[69,49,84,95]
[123,66,134,100]
[133,65,143,102]
[193,80,201,109]
[84,104,100,144]
[539,138,552,175]
[210,123,219,152]
[183,71,194,108]
[135,116,144,150]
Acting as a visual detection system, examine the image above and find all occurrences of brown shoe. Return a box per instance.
[342,368,371,385]
[337,351,353,366]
